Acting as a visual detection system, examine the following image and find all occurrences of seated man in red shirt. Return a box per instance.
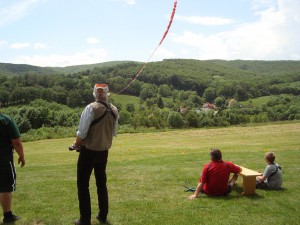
[189,148,241,199]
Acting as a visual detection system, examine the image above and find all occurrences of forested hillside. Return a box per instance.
[0,59,299,140]
[0,61,136,76]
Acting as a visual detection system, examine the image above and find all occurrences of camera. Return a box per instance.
[69,144,80,152]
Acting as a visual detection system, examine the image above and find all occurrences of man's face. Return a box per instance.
[98,91,105,97]
[97,91,108,101]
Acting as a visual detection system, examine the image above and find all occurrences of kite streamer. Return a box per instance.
[115,0,178,95]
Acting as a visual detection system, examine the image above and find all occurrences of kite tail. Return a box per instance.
[114,0,178,96]
[159,0,177,45]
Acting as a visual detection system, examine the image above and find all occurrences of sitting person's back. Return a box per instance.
[257,152,282,190]
[201,160,240,196]
[188,148,241,199]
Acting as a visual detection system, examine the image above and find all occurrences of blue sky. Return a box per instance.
[0,0,299,67]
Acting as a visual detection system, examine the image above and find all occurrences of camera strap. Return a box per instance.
[90,102,116,127]
[268,163,280,179]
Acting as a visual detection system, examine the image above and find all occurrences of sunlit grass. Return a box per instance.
[7,123,300,225]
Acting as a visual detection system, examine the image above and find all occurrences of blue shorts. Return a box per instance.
[0,159,16,192]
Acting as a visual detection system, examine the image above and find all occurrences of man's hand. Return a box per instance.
[69,143,81,152]
[11,138,25,167]
[188,194,197,200]
[188,182,203,200]
[18,156,25,167]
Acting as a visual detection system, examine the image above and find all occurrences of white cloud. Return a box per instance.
[0,0,42,26]
[9,42,47,49]
[123,0,136,5]
[12,48,109,67]
[33,42,48,49]
[176,15,235,26]
[10,42,31,49]
[86,37,100,44]
[171,0,300,60]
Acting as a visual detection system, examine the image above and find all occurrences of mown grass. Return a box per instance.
[5,123,300,225]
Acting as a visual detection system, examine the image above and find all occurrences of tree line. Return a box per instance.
[0,59,299,140]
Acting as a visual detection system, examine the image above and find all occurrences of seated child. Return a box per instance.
[256,152,282,190]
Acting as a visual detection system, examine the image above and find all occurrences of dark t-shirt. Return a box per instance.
[200,160,241,196]
[0,114,20,158]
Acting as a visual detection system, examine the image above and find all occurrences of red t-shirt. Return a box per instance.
[200,160,241,196]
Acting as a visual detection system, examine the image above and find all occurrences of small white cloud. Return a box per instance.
[123,0,136,5]
[176,15,235,26]
[10,42,31,49]
[0,0,43,26]
[12,48,109,67]
[86,37,100,44]
[33,42,48,49]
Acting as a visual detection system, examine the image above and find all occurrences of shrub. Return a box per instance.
[168,111,185,128]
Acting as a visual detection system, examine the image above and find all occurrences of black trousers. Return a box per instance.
[77,148,109,222]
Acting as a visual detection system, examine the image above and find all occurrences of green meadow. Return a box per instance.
[110,94,141,108]
[7,122,300,225]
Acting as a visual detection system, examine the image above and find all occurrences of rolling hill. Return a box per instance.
[0,61,140,76]
[1,59,300,78]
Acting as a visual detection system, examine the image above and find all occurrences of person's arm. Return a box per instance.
[11,138,25,167]
[74,136,83,147]
[70,105,93,150]
[75,105,94,141]
[228,162,242,173]
[189,165,208,200]
[188,182,204,200]
[257,175,267,182]
[113,111,119,137]
[257,165,272,182]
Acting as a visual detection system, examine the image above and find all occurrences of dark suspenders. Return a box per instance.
[268,163,281,179]
[90,102,117,127]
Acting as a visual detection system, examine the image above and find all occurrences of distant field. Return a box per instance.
[241,96,273,106]
[241,94,300,106]
[110,94,141,108]
[10,123,300,225]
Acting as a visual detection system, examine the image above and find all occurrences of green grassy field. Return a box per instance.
[6,123,300,225]
[240,94,300,106]
[110,94,141,108]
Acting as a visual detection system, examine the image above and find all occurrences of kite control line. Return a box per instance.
[183,180,196,192]
[184,185,196,192]
[115,0,178,95]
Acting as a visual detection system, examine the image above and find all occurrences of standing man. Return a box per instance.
[71,84,118,225]
[0,113,25,223]
[188,148,241,199]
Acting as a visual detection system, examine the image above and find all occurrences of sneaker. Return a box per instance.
[3,215,20,223]
[96,214,107,224]
[73,219,91,225]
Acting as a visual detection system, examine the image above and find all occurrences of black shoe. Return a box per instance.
[96,215,107,224]
[3,215,20,223]
[73,219,91,225]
